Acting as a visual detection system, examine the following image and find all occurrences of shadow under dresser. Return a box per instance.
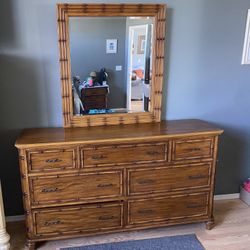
[15,119,223,250]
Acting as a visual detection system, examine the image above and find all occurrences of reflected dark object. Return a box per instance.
[98,68,108,85]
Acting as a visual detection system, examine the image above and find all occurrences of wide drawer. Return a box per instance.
[27,148,77,173]
[128,193,209,225]
[30,170,123,206]
[81,143,167,167]
[33,202,123,235]
[171,137,214,162]
[128,163,211,196]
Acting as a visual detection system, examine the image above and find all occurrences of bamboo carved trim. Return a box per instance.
[57,4,166,127]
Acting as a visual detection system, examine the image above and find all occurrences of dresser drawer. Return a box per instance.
[128,193,208,225]
[27,148,77,173]
[30,170,123,206]
[128,163,211,196]
[33,202,123,235]
[81,143,167,167]
[172,138,213,162]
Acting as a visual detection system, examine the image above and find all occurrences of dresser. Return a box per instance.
[81,86,108,111]
[15,119,223,249]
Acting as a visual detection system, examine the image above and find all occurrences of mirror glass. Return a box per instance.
[69,16,154,116]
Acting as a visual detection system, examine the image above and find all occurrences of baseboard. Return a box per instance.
[214,193,240,200]
[5,193,240,222]
[5,215,25,222]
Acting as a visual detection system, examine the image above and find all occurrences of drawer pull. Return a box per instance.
[45,158,62,163]
[44,220,62,226]
[41,187,59,193]
[98,215,114,221]
[97,183,113,188]
[138,179,155,185]
[138,209,154,214]
[191,148,201,152]
[92,155,107,160]
[187,204,204,209]
[188,175,207,180]
[146,151,160,156]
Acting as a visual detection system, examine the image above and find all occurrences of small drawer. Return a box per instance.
[30,170,123,206]
[128,163,211,196]
[172,138,214,162]
[81,143,167,167]
[82,87,108,97]
[27,148,77,173]
[33,202,123,235]
[128,193,208,225]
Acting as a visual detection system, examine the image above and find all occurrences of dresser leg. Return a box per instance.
[26,240,36,250]
[206,218,215,230]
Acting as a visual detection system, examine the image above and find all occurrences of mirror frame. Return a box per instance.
[57,3,166,127]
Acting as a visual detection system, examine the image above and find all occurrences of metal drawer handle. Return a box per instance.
[138,179,155,185]
[146,151,160,156]
[98,215,114,221]
[41,187,59,193]
[44,220,62,226]
[92,155,107,160]
[97,183,113,188]
[45,158,62,163]
[188,175,207,180]
[138,209,154,214]
[191,148,201,152]
[187,204,204,209]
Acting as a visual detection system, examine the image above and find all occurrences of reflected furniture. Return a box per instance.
[81,86,108,111]
[15,120,223,250]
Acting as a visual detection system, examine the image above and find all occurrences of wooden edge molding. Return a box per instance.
[57,3,167,127]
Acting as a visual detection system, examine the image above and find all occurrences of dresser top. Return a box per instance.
[15,119,223,149]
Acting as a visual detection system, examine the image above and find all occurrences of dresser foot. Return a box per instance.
[206,218,215,230]
[26,240,36,250]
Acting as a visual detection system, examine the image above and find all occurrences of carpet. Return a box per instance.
[61,234,205,250]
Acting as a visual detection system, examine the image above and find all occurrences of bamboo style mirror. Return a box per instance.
[57,3,166,127]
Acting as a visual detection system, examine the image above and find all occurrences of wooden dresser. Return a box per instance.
[15,119,223,249]
[81,86,108,111]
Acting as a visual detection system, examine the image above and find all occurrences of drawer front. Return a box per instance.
[30,170,123,206]
[128,163,211,196]
[82,87,108,96]
[27,148,77,173]
[33,203,123,235]
[82,143,167,167]
[128,193,208,225]
[172,138,213,161]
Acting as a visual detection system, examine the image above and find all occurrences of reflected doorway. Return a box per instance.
[126,22,153,112]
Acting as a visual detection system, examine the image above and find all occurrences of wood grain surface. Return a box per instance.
[15,119,223,148]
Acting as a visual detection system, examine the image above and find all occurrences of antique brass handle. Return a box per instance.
[188,175,207,180]
[138,179,155,185]
[98,215,114,221]
[187,204,204,209]
[92,155,107,160]
[44,220,62,226]
[138,209,154,214]
[41,187,59,193]
[97,183,113,188]
[146,151,160,156]
[45,158,62,163]
[191,148,201,152]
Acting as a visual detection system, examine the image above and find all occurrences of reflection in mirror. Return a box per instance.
[69,16,154,116]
